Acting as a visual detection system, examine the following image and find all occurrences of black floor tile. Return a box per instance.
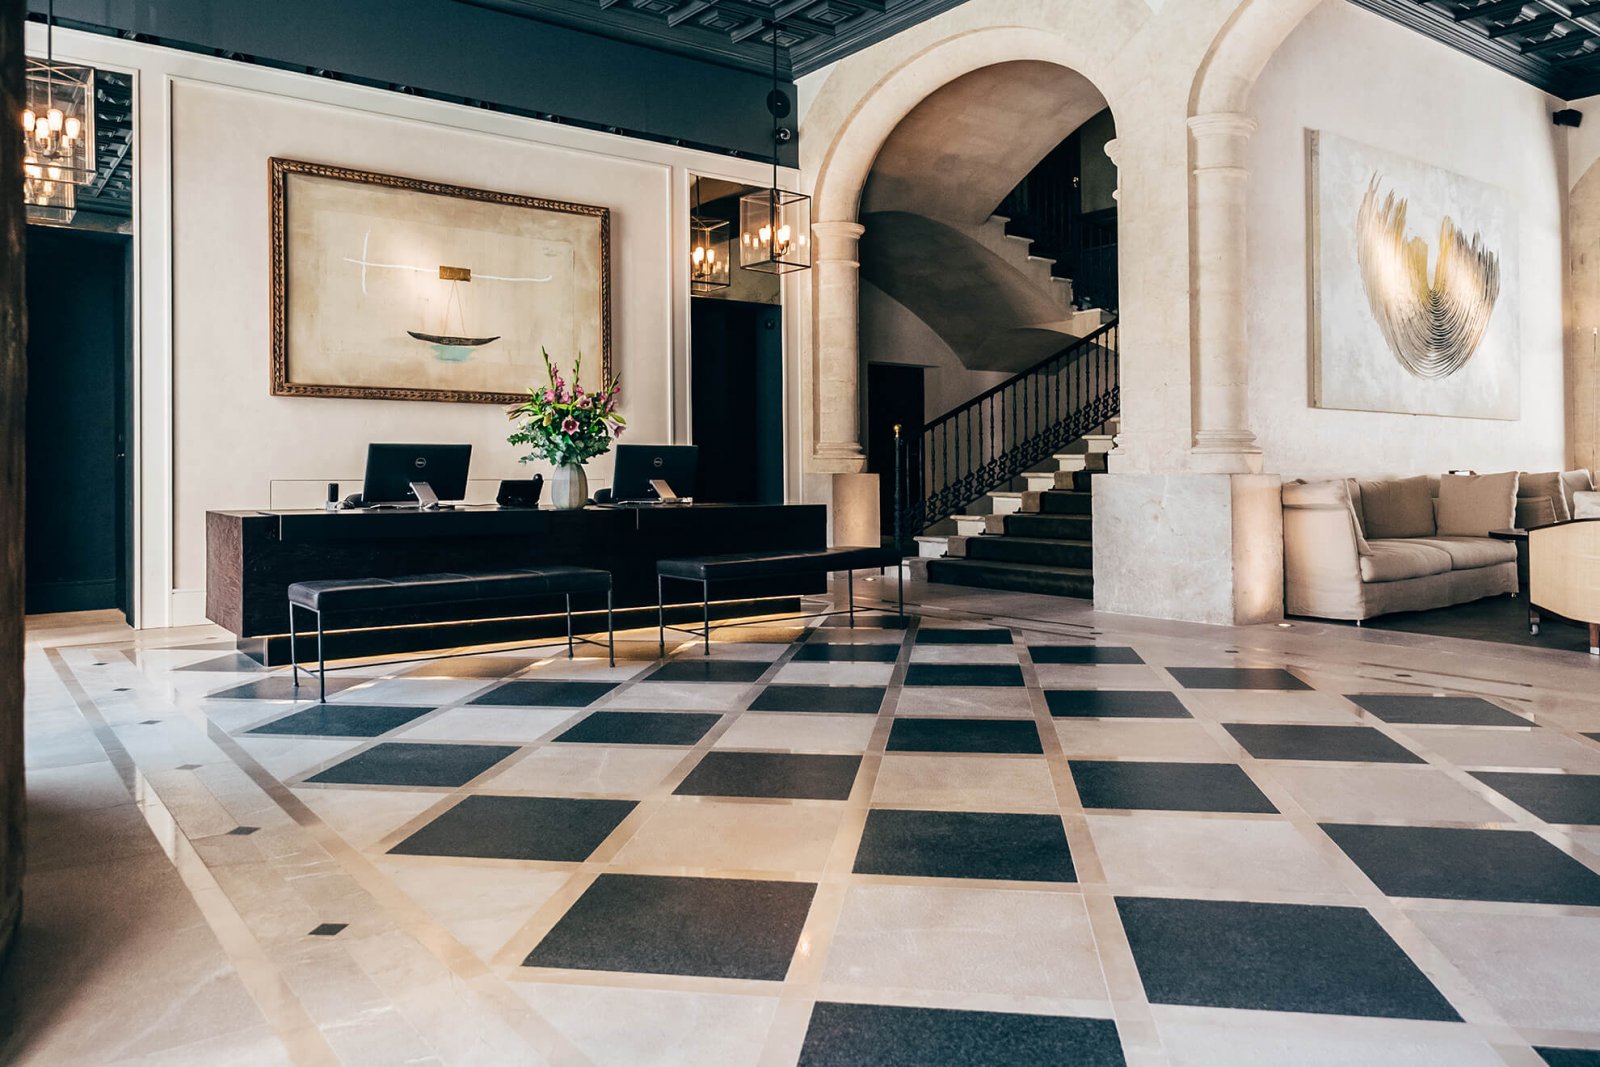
[1046,690,1191,719]
[1347,694,1529,727]
[822,614,910,629]
[675,751,861,800]
[886,718,1042,754]
[469,680,618,708]
[1321,824,1600,906]
[1537,1049,1600,1067]
[1071,761,1278,814]
[1030,646,1144,665]
[177,653,265,672]
[852,810,1075,882]
[798,1003,1123,1067]
[917,628,1014,645]
[305,742,518,787]
[903,664,1025,688]
[209,676,362,701]
[524,873,815,980]
[1168,668,1311,691]
[389,795,636,861]
[792,643,899,663]
[1116,896,1459,1021]
[553,711,720,746]
[1587,733,1600,743]
[247,704,434,738]
[748,685,886,714]
[1224,723,1424,764]
[1471,771,1600,825]
[646,660,770,683]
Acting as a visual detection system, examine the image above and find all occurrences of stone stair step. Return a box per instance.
[1039,489,1093,516]
[952,515,989,536]
[988,492,1025,516]
[1053,451,1109,474]
[925,558,1093,599]
[1060,434,1115,456]
[1003,513,1092,539]
[964,536,1092,569]
[913,535,950,559]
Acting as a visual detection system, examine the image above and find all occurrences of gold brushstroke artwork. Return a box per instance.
[1354,175,1500,381]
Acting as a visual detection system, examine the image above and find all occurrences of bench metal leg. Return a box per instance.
[897,562,905,619]
[703,579,711,656]
[289,603,300,690]
[316,608,326,704]
[607,589,615,667]
[657,574,666,657]
[847,569,855,628]
[566,594,574,658]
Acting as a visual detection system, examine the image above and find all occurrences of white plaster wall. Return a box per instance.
[1247,0,1566,478]
[859,281,1008,421]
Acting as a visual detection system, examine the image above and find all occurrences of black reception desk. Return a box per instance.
[205,503,828,664]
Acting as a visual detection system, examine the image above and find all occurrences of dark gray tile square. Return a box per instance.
[798,1003,1123,1067]
[305,742,518,787]
[904,664,1025,688]
[822,614,909,629]
[1471,771,1600,825]
[886,718,1042,755]
[1071,761,1277,814]
[675,752,861,800]
[553,711,720,746]
[177,653,265,672]
[1347,694,1529,727]
[917,628,1014,645]
[1169,668,1311,691]
[389,795,636,861]
[646,660,770,683]
[469,680,618,707]
[748,685,886,714]
[247,704,433,738]
[1224,723,1424,764]
[792,643,899,663]
[308,923,347,937]
[1116,896,1459,1020]
[1030,646,1144,665]
[210,676,362,701]
[1046,690,1190,719]
[1321,824,1600,906]
[524,873,815,980]
[853,810,1075,882]
[1537,1049,1600,1067]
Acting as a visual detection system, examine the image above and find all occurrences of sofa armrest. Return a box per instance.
[1282,480,1367,619]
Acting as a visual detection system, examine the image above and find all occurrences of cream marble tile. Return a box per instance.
[1179,690,1363,724]
[1402,728,1600,772]
[227,736,360,782]
[1085,814,1350,897]
[394,705,578,743]
[773,662,896,686]
[820,884,1108,1003]
[1033,664,1167,689]
[609,797,845,873]
[1260,763,1510,825]
[871,754,1059,812]
[480,745,688,796]
[375,859,574,961]
[893,687,1035,718]
[602,682,751,710]
[1154,1007,1504,1067]
[514,984,778,1067]
[292,787,447,850]
[1054,720,1232,761]
[908,645,1022,664]
[713,713,878,753]
[329,677,495,706]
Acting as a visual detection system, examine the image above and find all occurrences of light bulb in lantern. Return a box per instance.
[41,181,54,196]
[692,245,706,266]
[706,248,716,263]
[46,165,60,180]
[34,122,49,146]
[759,224,772,245]
[47,108,63,132]
[21,109,34,132]
[64,116,80,140]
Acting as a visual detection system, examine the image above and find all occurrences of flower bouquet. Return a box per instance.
[506,350,625,509]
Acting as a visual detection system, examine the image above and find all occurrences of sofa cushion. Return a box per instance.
[1358,476,1436,539]
[1283,478,1370,556]
[1515,497,1557,529]
[1408,536,1517,571]
[1562,470,1596,516]
[1519,471,1569,523]
[1359,540,1453,583]
[1435,472,1519,538]
[1576,491,1600,520]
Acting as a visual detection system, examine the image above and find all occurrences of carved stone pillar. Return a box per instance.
[811,220,868,474]
[1104,136,1122,202]
[1187,112,1262,473]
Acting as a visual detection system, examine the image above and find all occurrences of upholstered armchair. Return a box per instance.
[1528,518,1600,656]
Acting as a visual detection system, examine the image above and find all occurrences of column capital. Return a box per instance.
[1102,136,1123,168]
[1186,112,1258,142]
[1188,113,1256,178]
[811,219,866,242]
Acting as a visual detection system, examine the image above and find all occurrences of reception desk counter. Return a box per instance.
[206,503,827,664]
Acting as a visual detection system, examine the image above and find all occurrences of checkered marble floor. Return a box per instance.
[15,583,1600,1066]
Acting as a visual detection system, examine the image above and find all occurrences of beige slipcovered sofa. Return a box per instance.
[1282,472,1560,622]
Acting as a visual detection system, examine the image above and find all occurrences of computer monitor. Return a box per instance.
[361,443,472,506]
[611,444,699,503]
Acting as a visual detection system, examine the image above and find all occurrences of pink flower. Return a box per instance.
[577,395,593,409]
[543,389,555,403]
[613,424,624,439]
[561,416,580,435]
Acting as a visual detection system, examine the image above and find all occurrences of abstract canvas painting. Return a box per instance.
[270,158,610,404]
[1309,131,1518,420]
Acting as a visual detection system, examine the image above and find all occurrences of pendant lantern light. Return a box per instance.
[22,0,96,223]
[740,23,810,274]
[689,176,731,293]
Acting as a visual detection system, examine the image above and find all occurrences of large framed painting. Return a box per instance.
[269,158,611,403]
[1309,130,1519,420]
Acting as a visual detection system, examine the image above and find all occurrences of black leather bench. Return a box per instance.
[288,566,613,701]
[656,546,904,654]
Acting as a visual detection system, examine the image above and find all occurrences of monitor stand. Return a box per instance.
[409,481,446,511]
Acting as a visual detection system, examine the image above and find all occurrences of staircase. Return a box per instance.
[894,320,1119,602]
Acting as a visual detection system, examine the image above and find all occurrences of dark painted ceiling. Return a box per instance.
[1349,0,1600,99]
[459,0,972,77]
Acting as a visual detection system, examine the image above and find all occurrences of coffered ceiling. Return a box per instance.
[458,0,972,77]
[1349,0,1600,99]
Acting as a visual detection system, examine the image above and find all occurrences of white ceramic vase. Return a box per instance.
[549,464,589,510]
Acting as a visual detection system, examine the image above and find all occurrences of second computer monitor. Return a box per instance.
[362,443,472,505]
[611,444,698,502]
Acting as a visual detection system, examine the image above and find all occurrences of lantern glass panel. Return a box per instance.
[739,188,811,274]
[690,215,730,293]
[23,59,95,185]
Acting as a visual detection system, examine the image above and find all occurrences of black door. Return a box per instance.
[866,363,925,538]
[691,299,783,504]
[24,227,133,620]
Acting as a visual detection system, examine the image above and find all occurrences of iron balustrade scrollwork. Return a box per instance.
[892,318,1119,545]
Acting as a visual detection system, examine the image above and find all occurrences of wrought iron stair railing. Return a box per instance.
[894,318,1119,545]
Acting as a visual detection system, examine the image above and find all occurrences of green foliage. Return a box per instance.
[505,350,625,468]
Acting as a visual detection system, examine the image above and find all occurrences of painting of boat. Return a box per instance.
[406,329,501,363]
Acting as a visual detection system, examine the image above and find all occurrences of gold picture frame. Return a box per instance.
[269,158,612,404]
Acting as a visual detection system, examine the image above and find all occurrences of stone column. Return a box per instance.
[1187,112,1263,473]
[811,220,868,474]
[1104,137,1122,203]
